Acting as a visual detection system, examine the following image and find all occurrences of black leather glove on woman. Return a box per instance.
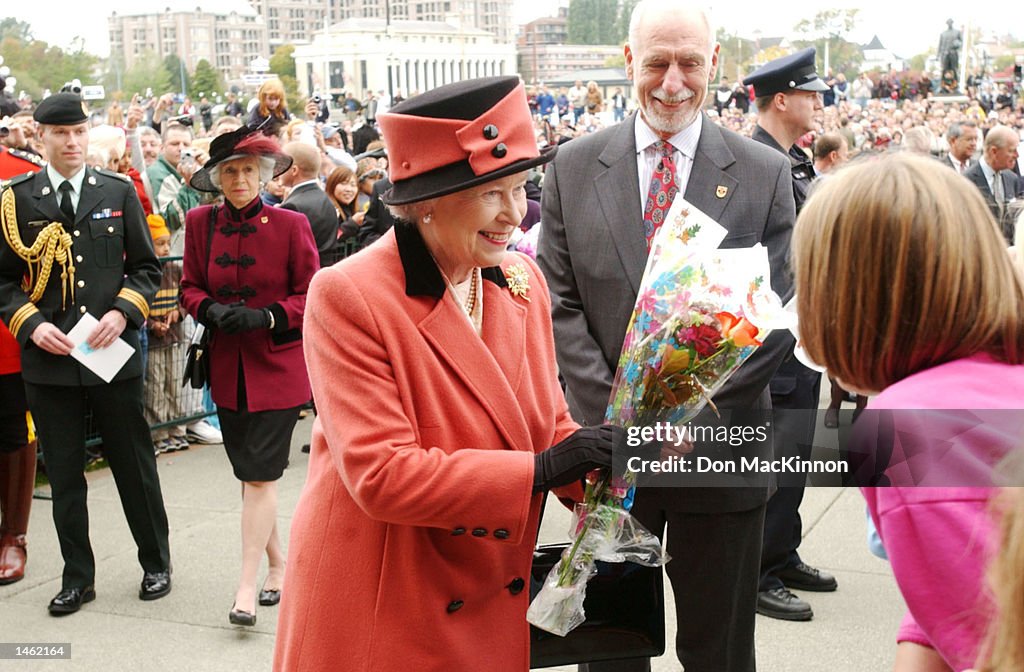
[204,302,232,329]
[533,425,625,493]
[219,306,271,334]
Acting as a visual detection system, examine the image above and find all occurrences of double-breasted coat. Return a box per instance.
[179,199,319,412]
[273,223,581,672]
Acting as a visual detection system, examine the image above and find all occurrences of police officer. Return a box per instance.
[744,48,836,622]
[0,92,171,615]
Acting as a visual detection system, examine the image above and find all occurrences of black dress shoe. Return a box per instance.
[757,587,813,621]
[778,562,838,592]
[48,586,96,615]
[229,605,256,626]
[258,588,281,606]
[140,570,172,601]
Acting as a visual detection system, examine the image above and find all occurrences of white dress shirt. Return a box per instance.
[46,164,86,213]
[634,113,702,215]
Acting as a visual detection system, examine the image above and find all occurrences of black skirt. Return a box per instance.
[218,405,300,482]
[217,362,301,482]
[0,373,29,453]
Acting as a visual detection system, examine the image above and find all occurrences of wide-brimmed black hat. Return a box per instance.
[189,125,293,193]
[378,76,555,205]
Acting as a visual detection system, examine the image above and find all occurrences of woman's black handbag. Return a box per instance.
[181,325,210,390]
[529,518,666,668]
[181,206,218,389]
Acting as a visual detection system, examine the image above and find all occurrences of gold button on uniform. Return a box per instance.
[77,280,85,288]
[107,226,114,233]
[76,255,83,262]
[73,230,80,237]
[79,306,87,314]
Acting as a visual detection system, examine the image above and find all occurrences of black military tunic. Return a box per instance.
[751,125,816,213]
[0,165,169,590]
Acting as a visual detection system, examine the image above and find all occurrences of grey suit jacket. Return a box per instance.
[964,161,1019,244]
[280,182,340,267]
[538,113,797,513]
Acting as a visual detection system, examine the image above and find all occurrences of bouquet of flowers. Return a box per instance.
[527,200,791,636]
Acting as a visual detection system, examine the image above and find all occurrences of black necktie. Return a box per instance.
[58,181,75,223]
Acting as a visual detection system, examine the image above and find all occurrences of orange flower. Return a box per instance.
[715,311,761,347]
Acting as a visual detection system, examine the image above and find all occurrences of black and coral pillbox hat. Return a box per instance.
[378,76,556,205]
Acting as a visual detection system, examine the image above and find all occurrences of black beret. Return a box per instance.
[743,47,830,98]
[33,92,88,125]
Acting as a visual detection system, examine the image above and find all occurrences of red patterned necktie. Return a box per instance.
[643,140,679,250]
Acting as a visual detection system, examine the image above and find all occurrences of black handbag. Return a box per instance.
[181,206,217,389]
[529,507,666,668]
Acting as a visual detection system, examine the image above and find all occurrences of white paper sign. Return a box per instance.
[67,313,134,383]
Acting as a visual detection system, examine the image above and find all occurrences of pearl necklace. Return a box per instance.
[431,256,483,333]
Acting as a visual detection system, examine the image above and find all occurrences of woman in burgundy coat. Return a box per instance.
[180,128,319,626]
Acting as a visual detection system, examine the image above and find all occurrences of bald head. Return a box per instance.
[628,0,714,55]
[284,141,321,179]
[984,125,1021,172]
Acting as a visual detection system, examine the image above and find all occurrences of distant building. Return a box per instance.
[328,0,516,43]
[518,8,568,48]
[108,2,268,82]
[248,0,329,48]
[861,35,904,73]
[292,18,515,99]
[518,43,624,85]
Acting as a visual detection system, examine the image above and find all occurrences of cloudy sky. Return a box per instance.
[8,1,1010,61]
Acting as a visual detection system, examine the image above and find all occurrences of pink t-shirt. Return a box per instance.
[861,354,1024,671]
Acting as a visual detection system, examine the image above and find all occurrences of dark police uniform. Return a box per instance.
[0,94,170,597]
[744,48,834,606]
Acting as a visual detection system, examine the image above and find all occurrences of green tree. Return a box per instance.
[614,0,638,44]
[108,50,172,101]
[163,54,187,94]
[566,0,618,44]
[0,18,33,41]
[269,45,303,113]
[269,44,297,79]
[908,51,931,72]
[715,28,758,82]
[189,59,222,99]
[792,9,863,77]
[0,32,99,100]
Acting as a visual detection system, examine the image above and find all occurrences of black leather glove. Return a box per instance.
[219,306,271,334]
[204,302,231,329]
[533,425,624,493]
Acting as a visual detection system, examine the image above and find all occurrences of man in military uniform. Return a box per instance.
[0,120,45,177]
[0,92,172,615]
[743,48,836,622]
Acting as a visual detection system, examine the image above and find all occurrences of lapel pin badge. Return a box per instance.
[716,185,728,199]
[41,186,51,196]
[261,216,269,223]
[88,176,97,185]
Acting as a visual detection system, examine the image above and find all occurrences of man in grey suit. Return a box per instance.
[964,125,1020,244]
[279,142,340,267]
[538,1,796,670]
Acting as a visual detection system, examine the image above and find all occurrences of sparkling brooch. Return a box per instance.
[504,263,531,302]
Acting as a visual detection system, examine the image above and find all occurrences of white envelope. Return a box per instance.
[67,313,134,383]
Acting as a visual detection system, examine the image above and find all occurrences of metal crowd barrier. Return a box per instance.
[81,238,365,455]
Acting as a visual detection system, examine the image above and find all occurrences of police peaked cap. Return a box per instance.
[743,48,830,98]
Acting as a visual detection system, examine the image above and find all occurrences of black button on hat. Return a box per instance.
[743,47,830,98]
[483,124,499,140]
[491,143,507,159]
[33,92,88,125]
[507,578,525,595]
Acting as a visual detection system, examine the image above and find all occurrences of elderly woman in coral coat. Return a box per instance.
[273,77,622,671]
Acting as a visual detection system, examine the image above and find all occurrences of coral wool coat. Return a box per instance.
[273,225,581,672]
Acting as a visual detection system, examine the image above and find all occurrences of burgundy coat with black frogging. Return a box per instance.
[180,200,319,412]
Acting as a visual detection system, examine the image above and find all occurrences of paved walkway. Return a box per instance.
[0,415,904,671]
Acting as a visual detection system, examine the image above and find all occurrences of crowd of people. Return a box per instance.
[2,1,1024,670]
